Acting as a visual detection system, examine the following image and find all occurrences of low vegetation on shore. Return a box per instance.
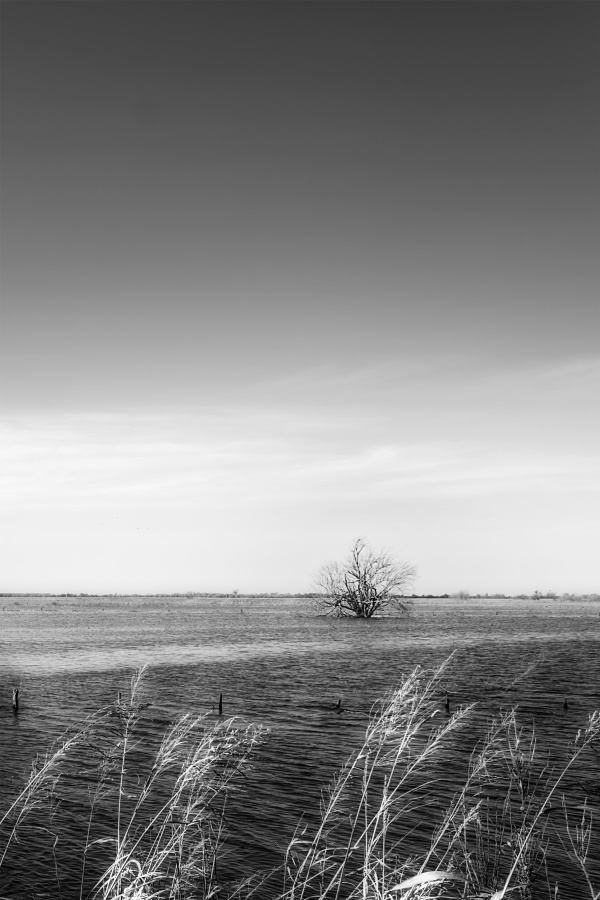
[2,592,598,602]
[1,659,599,899]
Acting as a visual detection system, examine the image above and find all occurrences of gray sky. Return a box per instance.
[2,2,598,594]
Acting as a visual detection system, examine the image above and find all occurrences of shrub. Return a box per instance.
[314,538,416,618]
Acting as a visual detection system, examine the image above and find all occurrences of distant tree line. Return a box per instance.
[0,592,321,599]
[448,591,600,601]
[2,590,598,601]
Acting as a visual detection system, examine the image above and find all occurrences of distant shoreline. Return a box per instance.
[2,592,599,601]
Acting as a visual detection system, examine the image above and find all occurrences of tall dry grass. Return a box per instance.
[282,661,600,900]
[1,667,267,900]
[1,659,598,899]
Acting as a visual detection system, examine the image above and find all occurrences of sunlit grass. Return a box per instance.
[1,660,598,899]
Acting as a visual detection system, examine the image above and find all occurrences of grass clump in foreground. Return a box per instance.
[1,660,599,900]
[0,669,267,900]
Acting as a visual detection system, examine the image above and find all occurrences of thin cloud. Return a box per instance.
[2,407,598,514]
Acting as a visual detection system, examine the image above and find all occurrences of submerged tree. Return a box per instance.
[315,538,416,618]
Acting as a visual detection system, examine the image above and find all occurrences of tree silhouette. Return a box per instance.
[315,538,416,618]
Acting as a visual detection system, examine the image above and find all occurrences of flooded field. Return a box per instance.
[1,594,599,898]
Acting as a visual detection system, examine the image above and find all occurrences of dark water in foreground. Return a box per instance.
[1,595,599,898]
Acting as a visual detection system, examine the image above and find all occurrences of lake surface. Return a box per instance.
[1,595,599,898]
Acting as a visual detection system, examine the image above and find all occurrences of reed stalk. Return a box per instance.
[1,659,598,900]
[0,707,111,873]
[283,661,599,900]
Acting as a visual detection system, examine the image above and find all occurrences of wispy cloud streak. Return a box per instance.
[2,379,598,512]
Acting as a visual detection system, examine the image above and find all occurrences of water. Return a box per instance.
[1,595,599,898]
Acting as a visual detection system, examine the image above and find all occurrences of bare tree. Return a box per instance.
[315,538,416,618]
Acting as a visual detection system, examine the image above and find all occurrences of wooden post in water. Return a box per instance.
[12,688,19,712]
[218,693,223,716]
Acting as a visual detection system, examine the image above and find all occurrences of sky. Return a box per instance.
[1,2,598,595]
